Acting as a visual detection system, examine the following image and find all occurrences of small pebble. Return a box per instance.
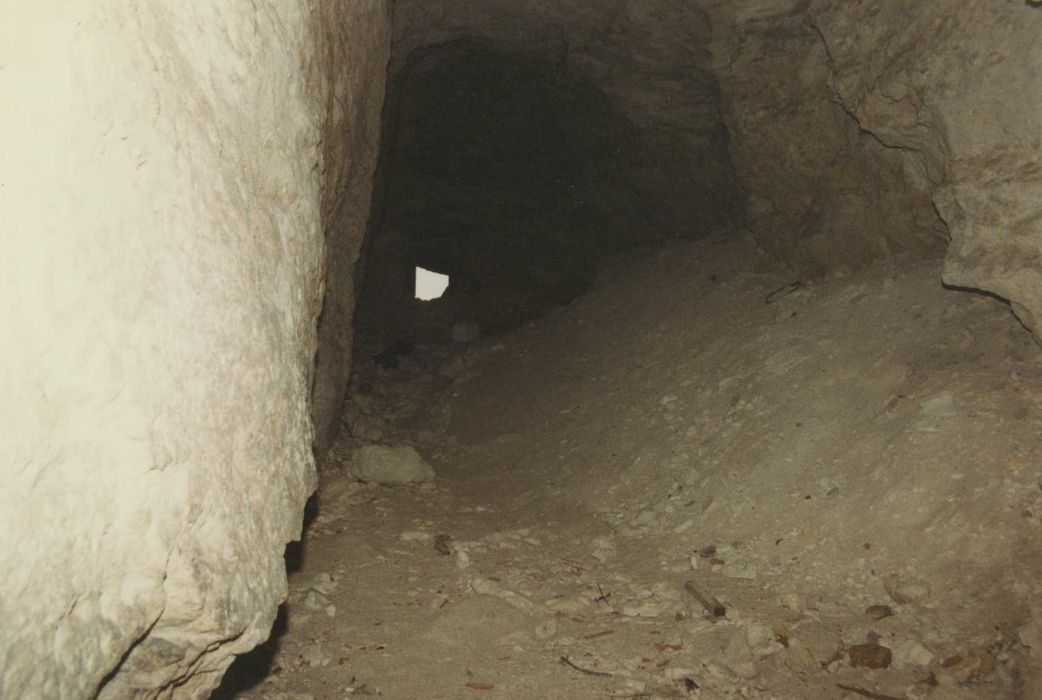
[848,643,892,669]
[865,604,894,620]
[883,573,930,605]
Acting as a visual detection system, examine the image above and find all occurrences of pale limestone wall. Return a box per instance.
[0,2,389,696]
[813,1,1042,336]
[700,0,1042,335]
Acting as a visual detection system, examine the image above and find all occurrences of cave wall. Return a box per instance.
[701,0,1042,334]
[0,2,388,697]
[309,2,392,458]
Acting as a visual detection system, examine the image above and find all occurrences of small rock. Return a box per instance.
[620,679,647,693]
[883,573,930,605]
[591,537,616,562]
[778,593,805,621]
[663,667,698,681]
[940,648,995,683]
[622,600,669,618]
[544,594,592,615]
[635,509,659,527]
[456,550,471,570]
[865,604,894,620]
[301,646,329,667]
[347,444,435,485]
[848,643,892,669]
[699,544,717,558]
[724,560,757,580]
[400,530,431,542]
[893,639,934,669]
[1018,606,1042,649]
[744,622,783,657]
[534,619,558,640]
[434,534,453,555]
[304,589,331,611]
[786,639,821,670]
[309,572,338,595]
[672,519,694,534]
[452,321,481,343]
[470,576,536,612]
[722,631,759,679]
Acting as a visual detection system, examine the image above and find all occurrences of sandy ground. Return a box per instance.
[216,236,1042,699]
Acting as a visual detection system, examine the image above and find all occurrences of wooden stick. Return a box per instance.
[559,656,613,677]
[683,580,726,618]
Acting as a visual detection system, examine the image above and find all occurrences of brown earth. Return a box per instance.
[219,236,1042,699]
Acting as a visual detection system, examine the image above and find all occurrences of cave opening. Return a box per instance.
[10,2,1042,698]
[353,34,742,357]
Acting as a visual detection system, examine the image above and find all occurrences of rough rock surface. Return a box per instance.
[0,2,389,697]
[309,2,393,458]
[346,445,436,485]
[223,237,1042,698]
[701,0,1042,335]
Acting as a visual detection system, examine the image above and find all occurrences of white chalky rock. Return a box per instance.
[744,622,783,657]
[893,639,935,669]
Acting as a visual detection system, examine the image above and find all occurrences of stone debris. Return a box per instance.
[722,559,757,580]
[231,233,1042,700]
[346,444,436,485]
[621,600,669,618]
[434,533,453,555]
[470,576,536,612]
[892,639,934,669]
[722,631,759,679]
[940,648,996,684]
[301,646,330,668]
[882,573,930,605]
[744,622,783,658]
[591,536,617,562]
[778,592,806,621]
[545,594,593,615]
[848,643,893,669]
[865,604,894,620]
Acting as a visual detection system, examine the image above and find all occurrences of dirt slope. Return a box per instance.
[219,236,1042,699]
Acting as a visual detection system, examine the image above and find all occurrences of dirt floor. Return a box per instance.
[216,236,1042,699]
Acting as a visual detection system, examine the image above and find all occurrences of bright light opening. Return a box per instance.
[415,266,450,301]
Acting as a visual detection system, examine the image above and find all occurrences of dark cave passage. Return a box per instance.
[353,36,744,354]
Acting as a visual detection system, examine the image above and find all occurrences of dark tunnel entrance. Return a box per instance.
[353,36,744,359]
[356,40,648,350]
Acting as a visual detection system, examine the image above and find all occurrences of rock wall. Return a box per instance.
[310,2,392,458]
[0,2,388,697]
[700,0,1042,334]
